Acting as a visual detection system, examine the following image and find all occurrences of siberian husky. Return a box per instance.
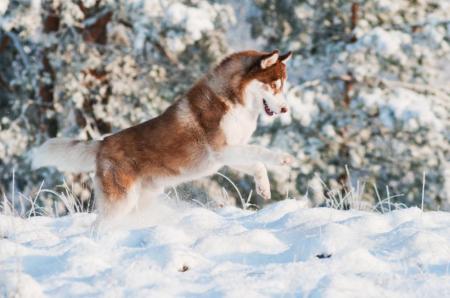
[32,50,294,225]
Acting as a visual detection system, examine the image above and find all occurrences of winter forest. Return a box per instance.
[2,1,450,297]
[0,0,449,214]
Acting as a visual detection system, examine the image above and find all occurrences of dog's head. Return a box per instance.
[245,50,292,116]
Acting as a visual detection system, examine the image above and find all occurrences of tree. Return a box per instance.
[250,0,450,209]
[0,0,234,213]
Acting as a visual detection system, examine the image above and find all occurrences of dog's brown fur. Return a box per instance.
[32,49,293,225]
[96,50,290,206]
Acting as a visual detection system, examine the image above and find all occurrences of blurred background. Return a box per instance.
[0,0,449,215]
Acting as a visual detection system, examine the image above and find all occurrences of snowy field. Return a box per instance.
[1,198,450,297]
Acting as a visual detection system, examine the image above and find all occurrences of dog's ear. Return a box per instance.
[279,51,292,64]
[260,50,279,69]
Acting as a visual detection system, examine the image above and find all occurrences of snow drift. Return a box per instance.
[1,199,450,297]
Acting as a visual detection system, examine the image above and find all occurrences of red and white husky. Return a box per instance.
[32,50,294,224]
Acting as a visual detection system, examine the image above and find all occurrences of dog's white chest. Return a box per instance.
[221,106,258,145]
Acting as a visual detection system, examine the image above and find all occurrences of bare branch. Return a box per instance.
[5,31,29,67]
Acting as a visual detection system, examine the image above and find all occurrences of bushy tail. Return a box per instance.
[31,138,100,172]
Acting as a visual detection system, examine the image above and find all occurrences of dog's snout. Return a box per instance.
[280,107,288,113]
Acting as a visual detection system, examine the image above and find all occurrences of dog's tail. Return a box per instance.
[31,138,100,172]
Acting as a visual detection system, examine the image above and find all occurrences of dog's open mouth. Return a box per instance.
[263,99,275,116]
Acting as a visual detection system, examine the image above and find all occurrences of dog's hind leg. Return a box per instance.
[136,180,164,211]
[91,173,141,236]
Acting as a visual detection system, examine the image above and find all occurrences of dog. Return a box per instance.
[32,49,294,226]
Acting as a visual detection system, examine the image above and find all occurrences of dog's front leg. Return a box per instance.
[230,163,271,200]
[216,145,294,167]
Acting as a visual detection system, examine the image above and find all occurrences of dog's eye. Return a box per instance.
[272,79,281,89]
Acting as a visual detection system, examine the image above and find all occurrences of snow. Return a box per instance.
[350,28,411,62]
[163,2,227,53]
[226,1,264,51]
[0,0,8,16]
[1,199,450,297]
[166,3,215,40]
[359,88,445,131]
[286,88,319,127]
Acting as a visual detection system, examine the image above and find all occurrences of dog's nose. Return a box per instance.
[280,107,288,113]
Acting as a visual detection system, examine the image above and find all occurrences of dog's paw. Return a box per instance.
[256,183,271,200]
[278,152,295,166]
[255,172,271,200]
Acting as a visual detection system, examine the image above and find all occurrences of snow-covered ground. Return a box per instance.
[1,198,450,297]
